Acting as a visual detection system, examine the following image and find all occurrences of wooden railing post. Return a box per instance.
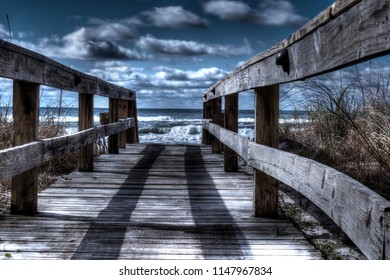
[202,101,212,145]
[78,92,94,171]
[11,80,39,215]
[224,93,238,172]
[127,100,139,144]
[109,98,119,154]
[211,97,222,153]
[253,85,279,217]
[118,100,128,149]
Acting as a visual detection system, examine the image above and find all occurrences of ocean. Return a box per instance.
[0,107,308,144]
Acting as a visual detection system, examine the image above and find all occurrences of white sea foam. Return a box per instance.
[138,116,175,122]
[140,124,202,144]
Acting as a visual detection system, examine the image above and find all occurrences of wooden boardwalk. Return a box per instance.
[0,144,322,260]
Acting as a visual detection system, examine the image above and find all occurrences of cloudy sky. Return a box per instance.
[0,0,336,109]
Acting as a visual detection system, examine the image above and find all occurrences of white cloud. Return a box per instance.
[203,0,307,26]
[90,63,227,94]
[136,34,252,57]
[15,28,144,60]
[0,24,10,40]
[142,6,208,29]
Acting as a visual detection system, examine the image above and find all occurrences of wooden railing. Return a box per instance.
[0,39,139,215]
[202,0,390,260]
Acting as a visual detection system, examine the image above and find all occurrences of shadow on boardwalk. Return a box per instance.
[69,144,247,259]
[71,145,165,259]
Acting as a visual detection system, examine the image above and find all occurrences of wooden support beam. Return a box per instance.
[118,100,128,148]
[202,101,212,145]
[108,98,119,154]
[211,98,222,153]
[78,93,94,171]
[11,80,39,215]
[127,100,139,144]
[224,93,238,172]
[253,85,279,217]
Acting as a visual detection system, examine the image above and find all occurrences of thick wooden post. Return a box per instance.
[202,101,212,145]
[118,100,128,149]
[127,100,139,144]
[224,94,238,172]
[109,98,119,154]
[11,81,39,215]
[211,97,222,153]
[78,93,94,171]
[253,85,279,217]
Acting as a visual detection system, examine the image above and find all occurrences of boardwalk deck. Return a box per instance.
[0,144,322,260]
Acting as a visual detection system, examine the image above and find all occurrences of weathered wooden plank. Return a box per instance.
[108,98,119,154]
[127,100,139,143]
[0,119,134,180]
[385,210,390,259]
[211,98,222,153]
[78,93,94,171]
[0,144,321,260]
[118,100,129,149]
[224,93,238,172]
[0,39,135,100]
[11,80,40,215]
[202,101,212,144]
[203,121,390,259]
[204,0,390,100]
[253,86,279,217]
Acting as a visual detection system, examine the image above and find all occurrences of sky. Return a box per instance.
[0,0,342,109]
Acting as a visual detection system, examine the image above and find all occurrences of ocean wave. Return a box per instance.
[138,116,175,122]
[139,127,169,134]
[140,125,202,144]
[238,118,255,123]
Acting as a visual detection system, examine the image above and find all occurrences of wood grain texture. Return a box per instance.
[118,100,129,149]
[128,100,140,144]
[78,93,94,171]
[109,98,119,154]
[211,98,222,153]
[0,39,135,101]
[224,94,238,172]
[253,86,279,217]
[0,119,134,181]
[385,211,390,259]
[0,144,322,260]
[202,101,212,145]
[203,121,390,259]
[11,81,40,215]
[204,0,389,101]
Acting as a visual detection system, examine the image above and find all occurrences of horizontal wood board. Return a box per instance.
[203,120,390,259]
[0,144,322,260]
[0,40,135,100]
[0,118,134,180]
[204,0,390,100]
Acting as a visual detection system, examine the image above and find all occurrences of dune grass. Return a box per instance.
[281,63,390,201]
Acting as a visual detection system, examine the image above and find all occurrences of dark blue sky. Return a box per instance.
[0,0,336,109]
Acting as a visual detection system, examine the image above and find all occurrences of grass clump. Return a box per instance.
[0,100,79,214]
[281,62,390,201]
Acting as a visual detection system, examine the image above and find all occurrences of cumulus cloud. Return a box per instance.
[136,34,252,57]
[90,63,227,93]
[203,0,307,26]
[141,6,208,29]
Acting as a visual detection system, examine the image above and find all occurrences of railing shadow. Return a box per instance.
[71,144,164,260]
[185,145,249,259]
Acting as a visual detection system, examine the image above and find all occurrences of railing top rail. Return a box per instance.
[204,0,389,101]
[0,39,135,101]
